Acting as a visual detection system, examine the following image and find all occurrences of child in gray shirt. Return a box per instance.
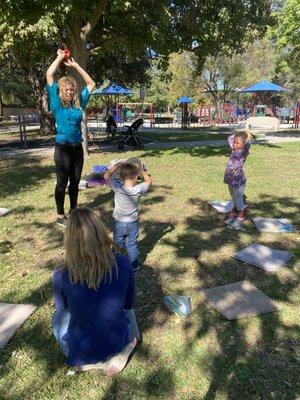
[104,162,152,273]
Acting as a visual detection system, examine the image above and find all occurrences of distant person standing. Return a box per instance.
[46,49,95,226]
[106,113,117,137]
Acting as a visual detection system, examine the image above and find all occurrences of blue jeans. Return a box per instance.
[52,310,70,356]
[114,220,139,271]
[52,309,140,357]
[228,184,246,211]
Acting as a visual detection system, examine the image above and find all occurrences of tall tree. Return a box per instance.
[202,38,278,105]
[145,61,169,111]
[0,0,273,131]
[0,58,35,117]
[269,0,300,96]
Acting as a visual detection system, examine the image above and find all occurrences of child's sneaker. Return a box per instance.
[133,265,140,274]
[242,206,249,221]
[225,211,235,225]
[56,216,67,227]
[228,218,244,230]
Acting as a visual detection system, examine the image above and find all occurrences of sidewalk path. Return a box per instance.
[0,135,300,159]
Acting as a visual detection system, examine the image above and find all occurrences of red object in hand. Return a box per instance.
[63,49,71,59]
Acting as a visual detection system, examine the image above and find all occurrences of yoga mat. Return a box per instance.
[232,243,294,272]
[0,208,10,217]
[0,303,37,348]
[208,201,233,213]
[252,217,296,233]
[201,281,280,320]
[66,180,87,193]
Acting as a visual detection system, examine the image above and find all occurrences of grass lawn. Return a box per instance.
[0,142,299,400]
[0,126,230,147]
[1,126,300,148]
[142,126,232,142]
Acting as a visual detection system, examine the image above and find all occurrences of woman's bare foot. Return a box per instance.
[106,365,120,377]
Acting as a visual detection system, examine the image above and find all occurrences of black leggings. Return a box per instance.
[54,143,84,215]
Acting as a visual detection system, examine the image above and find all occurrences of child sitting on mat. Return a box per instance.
[224,131,253,230]
[104,161,152,273]
[52,208,139,375]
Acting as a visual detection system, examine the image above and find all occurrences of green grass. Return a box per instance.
[1,126,300,148]
[0,142,299,400]
[142,126,231,142]
[1,126,230,145]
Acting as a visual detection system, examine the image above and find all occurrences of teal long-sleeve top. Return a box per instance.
[46,81,91,144]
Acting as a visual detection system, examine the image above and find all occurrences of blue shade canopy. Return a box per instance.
[92,82,133,95]
[239,80,291,93]
[177,95,193,103]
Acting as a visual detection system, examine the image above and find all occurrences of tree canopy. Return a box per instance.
[0,0,274,128]
[0,0,273,74]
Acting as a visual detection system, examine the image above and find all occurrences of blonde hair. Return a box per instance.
[64,208,118,289]
[234,131,253,142]
[58,76,80,108]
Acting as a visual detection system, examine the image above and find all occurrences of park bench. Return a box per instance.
[245,116,280,131]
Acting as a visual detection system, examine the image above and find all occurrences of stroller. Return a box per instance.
[118,118,144,150]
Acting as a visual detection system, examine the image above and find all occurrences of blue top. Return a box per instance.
[46,81,91,144]
[52,253,135,366]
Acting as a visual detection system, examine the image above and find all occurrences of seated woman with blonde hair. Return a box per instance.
[52,208,139,375]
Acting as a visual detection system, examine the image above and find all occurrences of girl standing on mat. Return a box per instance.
[46,49,95,226]
[52,208,139,375]
[224,131,253,230]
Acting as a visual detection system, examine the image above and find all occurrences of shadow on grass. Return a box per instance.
[0,157,54,199]
[0,181,177,399]
[161,194,299,400]
[0,279,71,400]
[0,263,174,400]
[0,136,54,150]
[251,193,300,223]
[1,188,299,399]
[138,146,230,159]
[265,129,300,138]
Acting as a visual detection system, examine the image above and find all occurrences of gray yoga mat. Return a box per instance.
[0,303,37,348]
[232,243,294,272]
[201,281,280,320]
[252,217,296,233]
[208,201,233,213]
[0,208,10,217]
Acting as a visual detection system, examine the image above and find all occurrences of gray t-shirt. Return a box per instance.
[108,178,150,222]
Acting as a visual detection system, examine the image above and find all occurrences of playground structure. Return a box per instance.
[295,99,300,128]
[177,96,193,130]
[86,79,299,131]
[87,100,298,132]
[196,104,240,126]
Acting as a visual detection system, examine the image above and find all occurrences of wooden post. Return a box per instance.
[18,116,27,147]
[22,116,27,147]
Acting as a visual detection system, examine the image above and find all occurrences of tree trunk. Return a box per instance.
[0,92,3,121]
[28,72,55,135]
[38,91,55,135]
